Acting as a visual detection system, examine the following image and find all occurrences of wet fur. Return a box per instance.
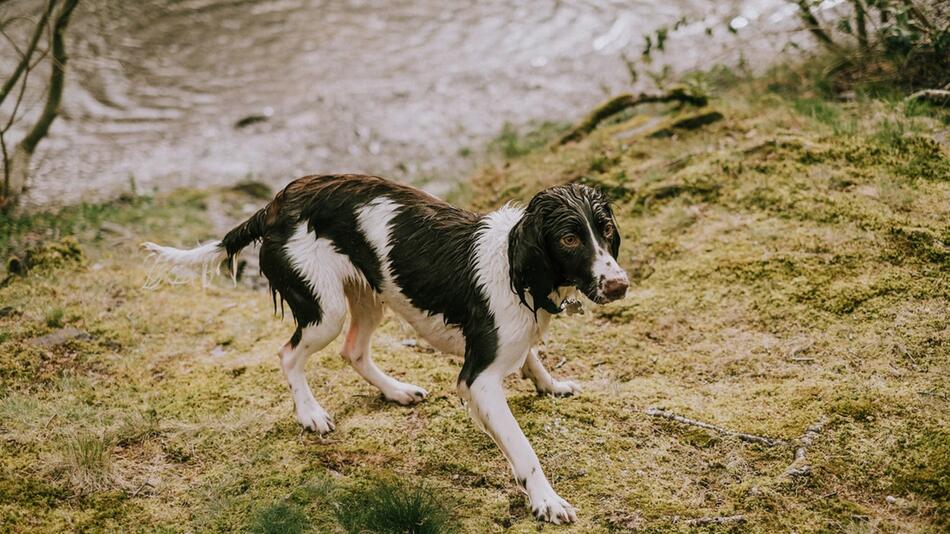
[144,173,627,524]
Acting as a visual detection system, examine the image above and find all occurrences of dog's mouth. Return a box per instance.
[580,280,628,305]
[581,283,610,305]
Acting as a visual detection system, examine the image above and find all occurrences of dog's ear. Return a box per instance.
[608,212,621,258]
[508,206,562,316]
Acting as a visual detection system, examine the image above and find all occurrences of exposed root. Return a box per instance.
[644,407,785,447]
[558,85,707,145]
[785,418,827,478]
[685,515,745,526]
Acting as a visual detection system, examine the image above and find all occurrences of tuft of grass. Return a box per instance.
[248,502,311,534]
[61,430,116,493]
[335,478,459,534]
[44,307,65,328]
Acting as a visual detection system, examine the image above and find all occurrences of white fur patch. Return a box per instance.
[284,222,366,313]
[474,204,544,375]
[355,198,465,355]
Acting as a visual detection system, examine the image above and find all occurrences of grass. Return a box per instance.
[335,478,459,534]
[61,431,116,494]
[0,65,947,532]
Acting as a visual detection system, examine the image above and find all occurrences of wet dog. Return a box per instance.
[145,174,628,523]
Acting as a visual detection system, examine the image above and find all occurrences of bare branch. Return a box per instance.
[854,0,869,54]
[785,418,826,477]
[645,407,786,446]
[18,0,78,155]
[901,0,934,31]
[0,0,55,107]
[793,1,848,57]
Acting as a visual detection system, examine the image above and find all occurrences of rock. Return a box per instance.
[234,114,269,128]
[29,327,91,348]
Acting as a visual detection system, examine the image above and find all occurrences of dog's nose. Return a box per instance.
[603,278,628,300]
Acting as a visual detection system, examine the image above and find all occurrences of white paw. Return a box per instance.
[295,403,335,434]
[529,489,577,524]
[538,380,582,397]
[382,381,428,405]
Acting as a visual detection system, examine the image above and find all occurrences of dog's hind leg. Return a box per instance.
[521,347,581,397]
[263,231,348,434]
[342,286,428,405]
[279,306,346,434]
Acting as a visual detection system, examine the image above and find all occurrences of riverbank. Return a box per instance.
[1,66,947,532]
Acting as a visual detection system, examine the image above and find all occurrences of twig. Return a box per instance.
[685,515,745,526]
[645,407,785,446]
[918,389,949,401]
[555,357,567,369]
[785,417,826,477]
[786,340,815,362]
[0,0,54,107]
[794,0,849,58]
[130,480,153,497]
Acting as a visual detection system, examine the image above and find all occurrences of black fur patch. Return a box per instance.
[509,184,618,310]
[212,175,618,384]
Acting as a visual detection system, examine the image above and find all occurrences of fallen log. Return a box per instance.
[558,85,707,145]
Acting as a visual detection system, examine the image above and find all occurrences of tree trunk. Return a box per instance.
[2,145,31,208]
[2,0,79,208]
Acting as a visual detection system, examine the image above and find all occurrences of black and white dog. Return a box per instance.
[145,174,628,524]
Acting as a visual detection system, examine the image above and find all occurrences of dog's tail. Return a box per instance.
[142,206,269,288]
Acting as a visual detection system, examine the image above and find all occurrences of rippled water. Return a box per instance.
[3,0,805,208]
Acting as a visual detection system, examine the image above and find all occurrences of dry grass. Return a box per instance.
[0,74,947,532]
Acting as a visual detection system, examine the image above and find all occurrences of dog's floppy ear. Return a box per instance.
[608,212,621,258]
[508,205,562,316]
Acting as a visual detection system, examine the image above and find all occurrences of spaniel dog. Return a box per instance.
[145,174,628,524]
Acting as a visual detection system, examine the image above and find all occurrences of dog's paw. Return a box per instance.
[537,379,582,397]
[382,382,428,405]
[529,490,577,524]
[295,404,335,434]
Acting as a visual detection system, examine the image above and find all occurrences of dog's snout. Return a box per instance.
[602,277,628,300]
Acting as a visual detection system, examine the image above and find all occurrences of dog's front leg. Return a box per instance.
[460,373,577,524]
[521,347,582,397]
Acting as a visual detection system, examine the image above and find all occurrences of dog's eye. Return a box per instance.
[603,223,615,239]
[560,234,580,248]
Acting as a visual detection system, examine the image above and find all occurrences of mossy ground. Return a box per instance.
[1,69,947,532]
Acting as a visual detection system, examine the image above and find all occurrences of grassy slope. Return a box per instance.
[1,74,947,532]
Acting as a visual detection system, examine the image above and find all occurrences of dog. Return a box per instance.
[144,174,629,523]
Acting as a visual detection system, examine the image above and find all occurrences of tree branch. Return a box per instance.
[854,0,869,54]
[0,0,54,107]
[17,0,78,155]
[785,418,826,477]
[794,1,848,57]
[645,407,786,446]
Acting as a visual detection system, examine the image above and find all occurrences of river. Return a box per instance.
[1,0,815,208]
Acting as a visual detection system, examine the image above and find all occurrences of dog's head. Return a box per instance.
[508,184,628,314]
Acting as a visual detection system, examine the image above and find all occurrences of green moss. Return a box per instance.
[248,502,311,534]
[889,429,950,504]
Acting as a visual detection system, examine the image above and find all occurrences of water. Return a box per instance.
[2,0,805,208]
